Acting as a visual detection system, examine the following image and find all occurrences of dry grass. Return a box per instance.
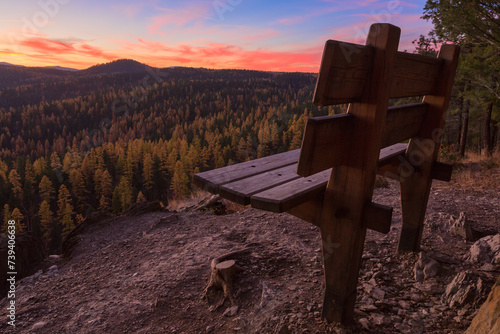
[167,190,247,213]
[462,150,500,166]
[167,190,213,211]
[451,150,500,191]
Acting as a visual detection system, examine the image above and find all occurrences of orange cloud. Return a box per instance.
[124,39,321,72]
[19,37,117,60]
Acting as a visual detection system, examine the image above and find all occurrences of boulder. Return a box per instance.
[442,271,486,309]
[470,234,500,264]
[466,275,500,334]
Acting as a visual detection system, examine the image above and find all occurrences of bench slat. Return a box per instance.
[193,149,301,193]
[382,103,428,148]
[219,164,302,205]
[251,169,331,213]
[313,40,443,106]
[298,104,420,177]
[251,143,408,213]
[390,52,443,98]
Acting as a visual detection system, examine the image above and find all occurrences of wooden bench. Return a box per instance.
[194,23,460,324]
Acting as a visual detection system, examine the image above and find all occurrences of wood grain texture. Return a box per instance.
[398,44,460,252]
[297,113,354,177]
[219,164,301,205]
[250,169,331,213]
[298,102,424,177]
[363,202,393,234]
[382,103,428,148]
[313,43,443,106]
[390,52,443,98]
[313,41,373,106]
[193,149,300,193]
[250,143,407,213]
[285,194,324,227]
[319,23,401,324]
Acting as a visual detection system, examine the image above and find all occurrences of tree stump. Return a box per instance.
[202,249,249,309]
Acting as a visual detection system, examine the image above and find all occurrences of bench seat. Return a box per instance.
[194,142,408,213]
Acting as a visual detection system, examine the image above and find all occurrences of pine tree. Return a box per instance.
[57,185,73,223]
[118,177,133,212]
[24,160,35,185]
[98,194,110,211]
[136,191,146,203]
[93,169,103,198]
[33,157,48,177]
[0,159,8,182]
[2,204,10,235]
[38,200,54,239]
[112,186,122,215]
[171,160,189,199]
[50,152,62,170]
[10,208,25,233]
[8,169,22,201]
[39,175,55,204]
[61,203,75,239]
[69,169,88,212]
[101,170,113,202]
[142,153,154,190]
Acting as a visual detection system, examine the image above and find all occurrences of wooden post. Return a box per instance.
[319,23,401,323]
[398,44,460,252]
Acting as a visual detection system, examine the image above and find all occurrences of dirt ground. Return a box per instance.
[1,166,499,334]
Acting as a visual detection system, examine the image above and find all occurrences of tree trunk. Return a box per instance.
[457,96,463,149]
[492,123,499,153]
[459,98,470,157]
[484,102,493,156]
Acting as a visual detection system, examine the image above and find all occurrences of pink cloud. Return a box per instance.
[148,4,209,35]
[112,3,146,17]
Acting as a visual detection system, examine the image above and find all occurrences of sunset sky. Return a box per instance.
[0,0,434,72]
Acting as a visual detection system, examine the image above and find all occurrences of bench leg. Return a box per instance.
[398,173,432,252]
[320,219,366,323]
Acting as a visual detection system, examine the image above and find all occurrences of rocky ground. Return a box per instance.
[1,166,499,333]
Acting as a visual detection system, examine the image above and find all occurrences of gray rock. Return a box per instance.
[359,318,371,330]
[223,305,239,317]
[449,212,474,241]
[370,313,389,326]
[32,321,48,330]
[442,271,485,308]
[47,265,58,277]
[470,234,500,264]
[260,281,274,308]
[414,252,440,283]
[48,254,60,260]
[363,283,385,301]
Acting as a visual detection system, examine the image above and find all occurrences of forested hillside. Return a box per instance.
[0,62,334,252]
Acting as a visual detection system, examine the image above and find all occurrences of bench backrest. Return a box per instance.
[297,25,460,178]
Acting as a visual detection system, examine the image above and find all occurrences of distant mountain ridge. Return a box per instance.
[81,59,154,75]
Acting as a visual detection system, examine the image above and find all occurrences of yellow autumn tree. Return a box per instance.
[39,175,54,204]
[38,200,54,239]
